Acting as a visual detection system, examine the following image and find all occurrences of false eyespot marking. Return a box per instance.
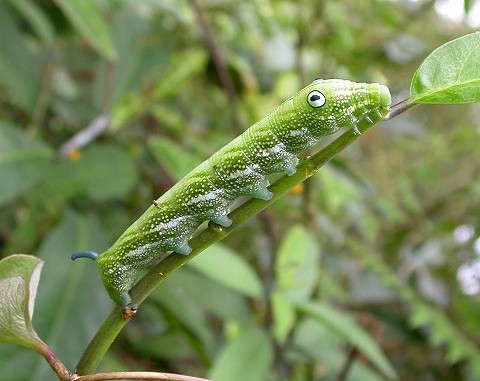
[307,90,326,108]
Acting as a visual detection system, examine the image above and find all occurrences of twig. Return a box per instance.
[37,343,71,381]
[190,0,243,135]
[59,114,111,157]
[73,371,213,381]
[387,98,414,120]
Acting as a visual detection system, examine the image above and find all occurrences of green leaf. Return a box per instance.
[295,301,397,380]
[150,277,216,352]
[52,0,116,61]
[158,267,251,323]
[43,144,137,202]
[189,243,263,298]
[0,123,52,207]
[271,291,296,342]
[0,255,45,351]
[208,328,274,381]
[0,5,39,112]
[148,137,202,182]
[410,32,480,104]
[7,0,55,43]
[275,225,320,300]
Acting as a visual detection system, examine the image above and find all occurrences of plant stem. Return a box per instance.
[387,97,414,119]
[74,371,213,381]
[37,343,71,380]
[75,109,393,375]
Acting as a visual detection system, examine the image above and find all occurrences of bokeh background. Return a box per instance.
[1,0,480,380]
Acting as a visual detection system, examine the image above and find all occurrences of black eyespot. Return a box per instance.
[307,90,326,108]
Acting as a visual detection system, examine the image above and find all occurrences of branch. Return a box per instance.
[59,114,111,157]
[386,98,414,120]
[74,371,213,381]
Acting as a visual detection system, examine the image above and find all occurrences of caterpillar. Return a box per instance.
[72,79,391,307]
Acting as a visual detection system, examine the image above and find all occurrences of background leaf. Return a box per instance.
[295,301,397,380]
[274,225,320,300]
[52,0,116,60]
[43,144,137,202]
[0,123,52,207]
[208,328,274,381]
[148,137,202,182]
[0,4,39,112]
[189,243,263,298]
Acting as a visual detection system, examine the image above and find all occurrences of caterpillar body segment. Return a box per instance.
[71,79,391,306]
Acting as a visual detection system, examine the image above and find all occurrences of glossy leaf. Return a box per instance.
[411,32,480,104]
[0,255,44,351]
[52,0,116,60]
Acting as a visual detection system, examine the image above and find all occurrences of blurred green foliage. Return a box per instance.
[0,1,480,380]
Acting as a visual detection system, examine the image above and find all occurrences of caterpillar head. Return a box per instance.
[293,79,391,136]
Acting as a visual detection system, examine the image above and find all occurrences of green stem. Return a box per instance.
[75,111,389,375]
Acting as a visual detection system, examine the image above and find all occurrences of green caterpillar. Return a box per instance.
[72,79,391,307]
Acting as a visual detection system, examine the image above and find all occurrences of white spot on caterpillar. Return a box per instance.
[126,242,159,257]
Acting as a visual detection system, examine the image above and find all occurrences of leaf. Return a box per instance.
[52,0,116,61]
[208,328,274,381]
[157,267,251,323]
[295,301,397,380]
[271,291,296,342]
[107,9,171,107]
[43,143,137,202]
[0,255,45,352]
[148,137,202,182]
[275,225,320,300]
[189,243,263,298]
[0,5,39,112]
[6,0,55,43]
[410,32,480,104]
[0,123,52,207]
[150,277,216,352]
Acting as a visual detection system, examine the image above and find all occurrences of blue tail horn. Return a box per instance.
[71,250,99,261]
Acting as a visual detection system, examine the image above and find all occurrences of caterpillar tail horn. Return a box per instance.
[71,250,99,261]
